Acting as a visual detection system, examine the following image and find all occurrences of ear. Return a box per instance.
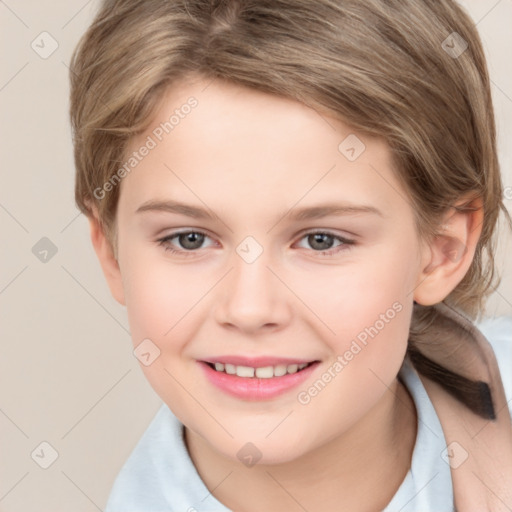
[413,196,483,306]
[88,209,125,306]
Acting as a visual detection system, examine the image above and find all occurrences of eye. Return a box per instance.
[294,231,355,256]
[157,230,214,257]
[156,229,355,258]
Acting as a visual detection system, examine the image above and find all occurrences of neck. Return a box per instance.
[185,377,417,512]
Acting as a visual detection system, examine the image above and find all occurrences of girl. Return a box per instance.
[69,0,512,510]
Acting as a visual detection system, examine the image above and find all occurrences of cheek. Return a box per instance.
[119,243,207,341]
[292,240,417,401]
[291,240,417,350]
[119,252,210,412]
[293,261,414,444]
[334,260,413,353]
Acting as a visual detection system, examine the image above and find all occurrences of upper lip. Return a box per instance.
[200,356,318,367]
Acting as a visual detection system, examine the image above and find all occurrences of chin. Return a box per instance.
[221,436,308,467]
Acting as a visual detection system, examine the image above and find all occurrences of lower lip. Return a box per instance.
[198,361,320,400]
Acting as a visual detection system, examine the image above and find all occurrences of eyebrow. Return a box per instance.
[135,199,382,221]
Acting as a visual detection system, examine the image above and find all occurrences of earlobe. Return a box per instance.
[413,197,483,306]
[88,212,126,306]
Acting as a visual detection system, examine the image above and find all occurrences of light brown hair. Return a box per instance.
[69,0,511,417]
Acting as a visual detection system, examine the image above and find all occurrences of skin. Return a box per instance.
[90,75,483,511]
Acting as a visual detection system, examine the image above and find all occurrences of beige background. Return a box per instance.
[0,1,511,510]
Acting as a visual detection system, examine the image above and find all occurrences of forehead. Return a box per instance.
[119,77,410,221]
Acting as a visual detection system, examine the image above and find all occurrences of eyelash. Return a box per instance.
[156,229,355,258]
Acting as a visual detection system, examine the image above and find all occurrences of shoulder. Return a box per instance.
[475,316,512,413]
[105,403,229,512]
[104,403,181,511]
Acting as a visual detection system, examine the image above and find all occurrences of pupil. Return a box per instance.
[180,232,204,249]
[309,233,333,250]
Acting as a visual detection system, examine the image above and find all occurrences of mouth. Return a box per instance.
[198,359,321,400]
[202,360,318,379]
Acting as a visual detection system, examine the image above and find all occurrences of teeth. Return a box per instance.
[274,364,288,377]
[225,363,236,375]
[236,365,255,378]
[287,364,298,374]
[210,361,312,378]
[255,366,274,378]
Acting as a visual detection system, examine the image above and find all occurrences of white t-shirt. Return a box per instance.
[105,317,512,512]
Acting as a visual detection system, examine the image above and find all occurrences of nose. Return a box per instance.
[213,246,292,334]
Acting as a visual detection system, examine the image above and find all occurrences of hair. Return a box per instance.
[69,0,511,418]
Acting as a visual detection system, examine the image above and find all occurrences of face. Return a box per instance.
[113,76,426,464]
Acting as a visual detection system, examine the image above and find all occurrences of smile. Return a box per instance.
[198,360,321,400]
[206,361,314,378]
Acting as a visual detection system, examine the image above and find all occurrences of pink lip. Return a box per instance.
[198,360,321,401]
[201,355,316,367]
